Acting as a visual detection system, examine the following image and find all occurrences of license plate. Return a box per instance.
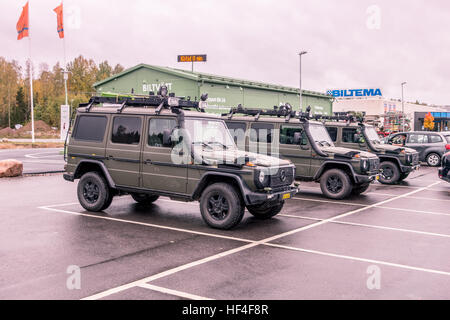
[283,193,291,200]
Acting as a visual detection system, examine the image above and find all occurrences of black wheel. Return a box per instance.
[200,183,244,229]
[399,172,410,181]
[101,191,114,211]
[352,183,370,195]
[379,161,400,184]
[77,172,111,212]
[131,193,159,205]
[247,201,285,220]
[426,153,441,167]
[320,169,352,200]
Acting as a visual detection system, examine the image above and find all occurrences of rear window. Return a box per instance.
[445,135,450,143]
[73,115,107,142]
[111,116,142,145]
[429,135,443,143]
[408,134,428,144]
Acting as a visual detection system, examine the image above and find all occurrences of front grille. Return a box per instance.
[269,166,295,188]
[369,158,380,171]
[412,153,419,165]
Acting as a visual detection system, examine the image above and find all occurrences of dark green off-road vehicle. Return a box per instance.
[63,89,298,229]
[322,114,420,184]
[223,105,380,199]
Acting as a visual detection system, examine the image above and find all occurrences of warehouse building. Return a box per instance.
[330,90,448,131]
[94,64,333,114]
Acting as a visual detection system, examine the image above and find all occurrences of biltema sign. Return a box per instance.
[327,88,382,98]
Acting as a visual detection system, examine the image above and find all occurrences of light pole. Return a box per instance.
[299,51,307,111]
[401,82,407,131]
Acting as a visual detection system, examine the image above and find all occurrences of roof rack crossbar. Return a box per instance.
[116,100,128,113]
[221,104,297,121]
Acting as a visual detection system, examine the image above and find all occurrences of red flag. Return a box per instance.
[53,3,64,39]
[16,2,29,40]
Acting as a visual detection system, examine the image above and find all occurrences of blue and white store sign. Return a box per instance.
[327,88,383,98]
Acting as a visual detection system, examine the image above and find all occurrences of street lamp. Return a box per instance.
[401,82,407,131]
[299,51,308,111]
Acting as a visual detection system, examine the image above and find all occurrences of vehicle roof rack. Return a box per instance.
[80,86,208,114]
[310,112,365,124]
[222,103,297,122]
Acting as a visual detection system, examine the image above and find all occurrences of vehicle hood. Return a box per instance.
[321,146,378,159]
[195,147,292,168]
[372,144,417,155]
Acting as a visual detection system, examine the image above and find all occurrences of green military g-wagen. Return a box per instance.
[63,88,298,230]
[321,114,420,184]
[223,105,380,200]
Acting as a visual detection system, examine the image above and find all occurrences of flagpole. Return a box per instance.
[28,0,35,143]
[62,0,68,107]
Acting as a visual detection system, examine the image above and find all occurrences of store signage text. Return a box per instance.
[327,88,382,98]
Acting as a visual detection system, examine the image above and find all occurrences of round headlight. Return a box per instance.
[259,170,265,183]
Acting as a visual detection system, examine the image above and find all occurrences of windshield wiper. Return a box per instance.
[205,141,229,149]
[320,140,332,147]
[192,141,212,149]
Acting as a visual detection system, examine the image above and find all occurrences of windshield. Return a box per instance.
[364,126,381,144]
[309,124,334,147]
[185,119,236,150]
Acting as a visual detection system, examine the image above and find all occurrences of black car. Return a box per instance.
[438,151,450,182]
[385,131,450,166]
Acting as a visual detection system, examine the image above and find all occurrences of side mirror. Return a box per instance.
[293,132,301,145]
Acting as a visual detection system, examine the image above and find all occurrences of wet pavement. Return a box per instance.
[0,166,449,299]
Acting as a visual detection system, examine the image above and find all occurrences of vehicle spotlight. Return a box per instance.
[158,85,168,97]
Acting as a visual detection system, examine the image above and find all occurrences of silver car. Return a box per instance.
[385,131,450,166]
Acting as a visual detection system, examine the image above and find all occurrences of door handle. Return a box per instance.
[106,155,114,160]
[144,159,152,165]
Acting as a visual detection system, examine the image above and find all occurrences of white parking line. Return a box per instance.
[80,181,441,300]
[279,214,450,238]
[368,192,450,202]
[264,243,450,276]
[137,283,213,300]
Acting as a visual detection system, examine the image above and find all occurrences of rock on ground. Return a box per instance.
[0,159,23,178]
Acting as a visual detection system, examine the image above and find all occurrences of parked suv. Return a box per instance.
[323,116,420,184]
[223,105,380,199]
[385,131,450,167]
[64,91,299,230]
[438,151,450,183]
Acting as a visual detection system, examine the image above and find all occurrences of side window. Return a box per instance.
[326,127,338,142]
[342,128,358,143]
[408,134,428,144]
[72,115,107,142]
[226,121,247,145]
[280,125,305,145]
[250,123,274,143]
[148,118,177,147]
[111,116,142,145]
[391,134,407,145]
[429,135,443,143]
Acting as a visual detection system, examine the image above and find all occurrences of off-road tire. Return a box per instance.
[200,183,244,230]
[100,191,114,211]
[131,193,159,205]
[247,201,285,219]
[77,172,111,212]
[426,153,441,167]
[379,161,400,184]
[320,169,352,200]
[351,183,370,195]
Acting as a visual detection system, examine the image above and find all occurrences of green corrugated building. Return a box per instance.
[93,64,333,115]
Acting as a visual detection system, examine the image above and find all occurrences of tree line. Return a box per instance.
[0,55,124,129]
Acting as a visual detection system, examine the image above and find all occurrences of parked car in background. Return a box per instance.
[385,131,450,166]
[438,151,450,182]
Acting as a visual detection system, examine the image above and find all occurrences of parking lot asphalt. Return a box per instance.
[0,166,449,300]
[0,148,64,174]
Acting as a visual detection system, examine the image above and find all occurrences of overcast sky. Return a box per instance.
[1,0,449,105]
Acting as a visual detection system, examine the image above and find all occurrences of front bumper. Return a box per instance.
[354,172,379,184]
[400,163,421,173]
[243,185,300,206]
[438,167,450,183]
[63,173,75,182]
